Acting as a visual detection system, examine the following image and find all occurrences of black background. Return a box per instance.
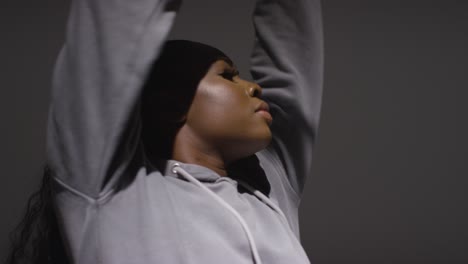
[1,0,467,263]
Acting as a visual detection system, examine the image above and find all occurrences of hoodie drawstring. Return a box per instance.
[172,163,292,264]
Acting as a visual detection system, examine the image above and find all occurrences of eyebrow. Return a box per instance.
[218,56,234,67]
[225,64,240,76]
[216,57,240,76]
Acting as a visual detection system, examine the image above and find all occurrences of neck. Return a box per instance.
[172,125,228,177]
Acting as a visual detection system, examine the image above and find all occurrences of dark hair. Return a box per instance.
[5,165,69,264]
[6,40,230,264]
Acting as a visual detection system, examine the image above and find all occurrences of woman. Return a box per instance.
[7,0,323,263]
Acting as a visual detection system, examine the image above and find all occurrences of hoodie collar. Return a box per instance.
[158,159,225,183]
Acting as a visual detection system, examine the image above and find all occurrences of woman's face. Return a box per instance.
[185,60,273,163]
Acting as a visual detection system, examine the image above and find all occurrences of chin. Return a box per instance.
[250,129,273,153]
[223,126,272,163]
[261,130,273,147]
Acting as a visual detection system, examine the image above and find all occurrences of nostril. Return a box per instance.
[250,85,262,98]
[253,89,259,98]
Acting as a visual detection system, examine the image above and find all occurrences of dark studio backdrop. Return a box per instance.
[1,0,467,263]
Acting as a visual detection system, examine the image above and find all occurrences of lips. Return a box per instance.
[255,101,270,113]
[255,101,273,125]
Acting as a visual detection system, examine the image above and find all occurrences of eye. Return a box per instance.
[219,68,239,81]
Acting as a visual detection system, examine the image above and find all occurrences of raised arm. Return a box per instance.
[46,0,181,198]
[251,0,324,198]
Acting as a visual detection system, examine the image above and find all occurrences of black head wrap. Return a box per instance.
[141,40,232,158]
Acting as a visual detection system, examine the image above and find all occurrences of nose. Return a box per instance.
[248,82,262,98]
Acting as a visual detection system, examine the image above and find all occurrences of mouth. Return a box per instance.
[256,110,273,125]
[255,101,273,125]
[255,101,270,113]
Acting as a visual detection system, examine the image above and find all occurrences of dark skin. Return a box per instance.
[172,60,273,176]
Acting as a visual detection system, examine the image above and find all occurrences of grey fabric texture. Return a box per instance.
[46,0,323,262]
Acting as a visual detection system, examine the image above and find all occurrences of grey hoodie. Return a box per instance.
[46,0,324,263]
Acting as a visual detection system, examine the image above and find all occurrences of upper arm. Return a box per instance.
[250,0,324,198]
[46,0,181,198]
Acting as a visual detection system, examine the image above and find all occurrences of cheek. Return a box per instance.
[187,83,252,135]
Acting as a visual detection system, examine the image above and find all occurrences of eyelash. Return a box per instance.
[220,69,239,81]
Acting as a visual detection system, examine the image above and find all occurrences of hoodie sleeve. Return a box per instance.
[250,0,324,199]
[46,0,181,198]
